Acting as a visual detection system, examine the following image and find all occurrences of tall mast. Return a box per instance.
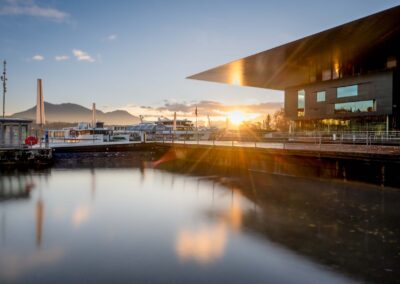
[92,102,96,128]
[1,61,7,118]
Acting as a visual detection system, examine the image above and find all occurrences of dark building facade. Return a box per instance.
[189,6,400,131]
[285,71,395,131]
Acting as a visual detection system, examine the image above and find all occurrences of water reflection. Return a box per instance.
[0,248,64,281]
[71,204,90,228]
[0,164,397,283]
[176,223,227,264]
[0,174,35,201]
[35,199,43,247]
[176,189,244,264]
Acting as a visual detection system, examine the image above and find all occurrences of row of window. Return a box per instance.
[297,84,358,108]
[308,57,396,84]
[297,84,375,117]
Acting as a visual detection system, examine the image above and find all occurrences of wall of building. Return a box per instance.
[284,71,393,121]
[393,69,400,128]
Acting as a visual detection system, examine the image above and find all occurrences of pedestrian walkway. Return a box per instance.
[160,140,400,155]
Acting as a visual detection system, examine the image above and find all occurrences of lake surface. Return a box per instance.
[0,158,399,283]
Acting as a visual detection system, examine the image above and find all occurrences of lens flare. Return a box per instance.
[227,110,246,125]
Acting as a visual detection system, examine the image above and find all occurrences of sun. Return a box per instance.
[227,110,246,125]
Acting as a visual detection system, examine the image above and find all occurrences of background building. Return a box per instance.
[0,118,31,148]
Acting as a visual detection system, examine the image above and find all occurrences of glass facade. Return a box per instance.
[337,85,358,98]
[322,69,331,81]
[334,100,375,114]
[332,62,341,79]
[297,90,305,117]
[295,116,387,132]
[316,91,326,102]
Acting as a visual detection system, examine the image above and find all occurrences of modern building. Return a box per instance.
[189,6,400,131]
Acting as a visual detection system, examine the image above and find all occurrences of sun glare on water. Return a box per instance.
[228,110,246,125]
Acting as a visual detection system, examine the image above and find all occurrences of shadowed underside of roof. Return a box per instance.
[188,5,400,90]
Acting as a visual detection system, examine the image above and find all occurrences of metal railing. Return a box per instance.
[138,131,400,156]
[145,130,400,146]
[6,130,399,153]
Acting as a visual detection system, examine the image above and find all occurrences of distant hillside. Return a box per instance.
[11,102,140,125]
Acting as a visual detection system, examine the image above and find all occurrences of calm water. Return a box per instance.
[0,161,399,283]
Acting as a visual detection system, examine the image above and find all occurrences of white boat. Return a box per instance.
[45,122,131,148]
[125,118,219,141]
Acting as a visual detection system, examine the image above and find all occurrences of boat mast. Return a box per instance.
[1,60,7,118]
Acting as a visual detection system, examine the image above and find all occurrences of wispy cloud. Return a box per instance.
[122,100,283,124]
[104,34,117,42]
[0,0,69,22]
[72,49,95,62]
[32,54,44,61]
[54,55,69,61]
[154,100,283,116]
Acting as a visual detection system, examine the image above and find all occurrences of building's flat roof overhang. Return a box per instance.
[188,5,400,90]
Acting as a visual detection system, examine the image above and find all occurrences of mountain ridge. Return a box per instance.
[11,102,140,125]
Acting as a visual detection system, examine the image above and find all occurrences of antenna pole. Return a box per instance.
[1,61,6,118]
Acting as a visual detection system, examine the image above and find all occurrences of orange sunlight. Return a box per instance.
[227,110,246,125]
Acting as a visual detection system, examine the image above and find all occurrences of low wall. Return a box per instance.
[0,148,53,169]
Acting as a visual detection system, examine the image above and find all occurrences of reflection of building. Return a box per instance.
[0,118,32,148]
[0,175,34,200]
[189,6,400,131]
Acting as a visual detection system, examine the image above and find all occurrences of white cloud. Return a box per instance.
[72,49,95,62]
[32,54,44,61]
[105,34,117,41]
[54,55,69,61]
[0,0,69,22]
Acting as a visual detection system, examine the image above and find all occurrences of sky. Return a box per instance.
[1,0,399,122]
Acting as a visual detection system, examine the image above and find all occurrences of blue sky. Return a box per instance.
[1,0,399,119]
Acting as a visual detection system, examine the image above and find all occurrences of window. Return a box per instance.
[337,85,358,98]
[334,100,375,114]
[332,62,340,79]
[387,57,397,69]
[316,91,326,102]
[322,69,331,81]
[297,90,305,117]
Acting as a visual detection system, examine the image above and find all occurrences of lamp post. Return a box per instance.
[1,61,7,118]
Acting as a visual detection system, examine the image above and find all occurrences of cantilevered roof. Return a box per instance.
[188,5,400,90]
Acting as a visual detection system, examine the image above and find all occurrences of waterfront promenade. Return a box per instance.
[150,140,400,188]
[48,138,400,159]
[158,140,400,157]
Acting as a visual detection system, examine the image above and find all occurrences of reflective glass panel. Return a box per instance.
[334,100,375,114]
[298,90,305,109]
[337,85,358,98]
[297,90,305,117]
[316,91,326,102]
[322,69,331,81]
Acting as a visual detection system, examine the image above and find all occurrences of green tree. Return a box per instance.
[265,114,271,130]
[273,108,289,131]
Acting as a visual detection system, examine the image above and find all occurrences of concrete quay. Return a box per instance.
[155,142,400,188]
[0,147,52,168]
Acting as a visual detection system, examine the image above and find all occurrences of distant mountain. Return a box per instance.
[11,102,140,125]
